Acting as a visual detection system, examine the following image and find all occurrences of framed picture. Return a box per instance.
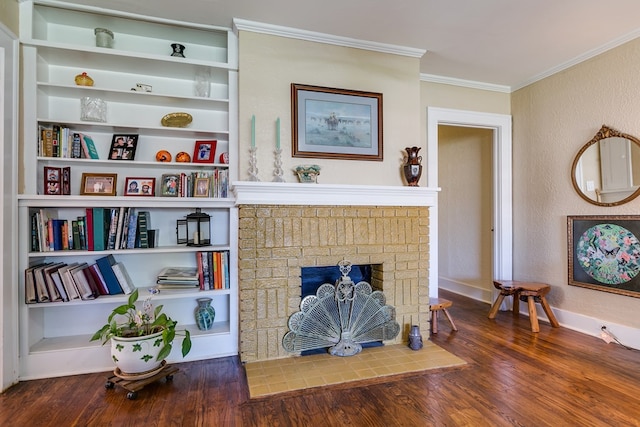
[193,140,217,163]
[291,83,383,161]
[568,215,640,298]
[108,134,138,160]
[193,177,210,197]
[124,177,155,196]
[80,173,117,196]
[160,174,180,197]
[44,166,61,195]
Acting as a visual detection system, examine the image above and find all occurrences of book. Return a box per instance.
[37,208,58,252]
[77,216,86,250]
[85,208,94,251]
[111,262,135,294]
[69,263,96,300]
[157,266,199,281]
[80,133,99,159]
[87,263,109,295]
[33,263,52,303]
[137,211,150,248]
[106,208,119,250]
[50,268,69,302]
[43,262,66,302]
[95,254,124,295]
[125,210,138,249]
[71,133,82,158]
[51,219,65,251]
[41,126,53,157]
[93,208,108,251]
[52,124,60,157]
[57,263,81,301]
[24,263,47,304]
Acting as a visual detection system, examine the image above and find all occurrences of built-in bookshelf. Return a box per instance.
[18,0,238,380]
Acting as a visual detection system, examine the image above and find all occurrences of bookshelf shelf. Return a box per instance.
[18,0,238,380]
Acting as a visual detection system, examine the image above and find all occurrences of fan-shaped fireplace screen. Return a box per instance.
[282,260,400,357]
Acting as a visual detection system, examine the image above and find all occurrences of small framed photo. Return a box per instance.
[80,173,117,196]
[194,177,210,197]
[44,166,62,195]
[160,174,180,197]
[109,134,138,160]
[124,177,156,196]
[193,140,217,163]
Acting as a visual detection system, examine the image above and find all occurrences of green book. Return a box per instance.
[80,133,99,159]
[137,211,149,248]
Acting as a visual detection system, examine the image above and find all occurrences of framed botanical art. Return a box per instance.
[109,134,138,160]
[124,177,155,196]
[568,215,640,298]
[291,83,383,161]
[80,173,117,196]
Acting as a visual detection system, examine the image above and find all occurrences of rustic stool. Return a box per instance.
[429,298,458,334]
[488,280,560,332]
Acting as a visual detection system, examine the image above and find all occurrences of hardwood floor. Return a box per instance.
[3,289,640,426]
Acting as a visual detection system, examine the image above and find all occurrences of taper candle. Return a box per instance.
[276,117,280,149]
[251,115,256,147]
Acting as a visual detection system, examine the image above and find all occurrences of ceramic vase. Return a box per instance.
[403,146,423,186]
[408,324,423,350]
[195,297,216,331]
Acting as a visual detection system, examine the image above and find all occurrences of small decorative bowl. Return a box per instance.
[294,165,321,183]
[155,150,172,162]
[74,72,94,86]
[175,151,191,162]
[161,112,192,128]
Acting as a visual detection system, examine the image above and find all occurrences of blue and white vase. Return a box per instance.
[195,297,215,331]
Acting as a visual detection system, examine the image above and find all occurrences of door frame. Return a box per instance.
[427,107,512,299]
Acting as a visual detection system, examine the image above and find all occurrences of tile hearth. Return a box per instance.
[244,342,466,398]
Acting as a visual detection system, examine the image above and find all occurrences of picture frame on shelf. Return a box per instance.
[291,83,383,161]
[108,134,138,160]
[193,140,217,163]
[160,174,180,197]
[124,177,156,196]
[568,215,640,298]
[44,166,62,195]
[80,173,117,196]
[194,177,210,197]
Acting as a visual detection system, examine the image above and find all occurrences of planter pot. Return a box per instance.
[110,330,164,375]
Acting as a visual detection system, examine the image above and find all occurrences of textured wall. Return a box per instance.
[238,205,430,362]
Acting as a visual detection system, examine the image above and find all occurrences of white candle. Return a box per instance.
[276,117,280,149]
[251,115,256,148]
[193,231,199,245]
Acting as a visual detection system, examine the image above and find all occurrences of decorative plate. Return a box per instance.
[161,112,192,128]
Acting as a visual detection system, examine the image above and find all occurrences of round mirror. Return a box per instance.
[572,125,640,206]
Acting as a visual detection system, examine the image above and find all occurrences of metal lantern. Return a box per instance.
[176,208,210,246]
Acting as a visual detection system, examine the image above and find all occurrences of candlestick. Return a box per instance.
[273,148,285,182]
[251,115,256,148]
[276,117,280,149]
[248,146,259,181]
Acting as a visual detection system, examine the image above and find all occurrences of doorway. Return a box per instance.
[426,107,513,300]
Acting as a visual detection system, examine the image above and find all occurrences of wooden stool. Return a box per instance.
[429,298,458,334]
[488,280,560,332]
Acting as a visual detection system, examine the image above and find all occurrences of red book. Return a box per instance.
[88,263,109,295]
[85,208,94,251]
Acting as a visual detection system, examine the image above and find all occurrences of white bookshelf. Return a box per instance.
[18,0,239,380]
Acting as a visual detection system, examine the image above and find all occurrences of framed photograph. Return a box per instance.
[193,140,217,163]
[124,177,155,196]
[108,134,138,160]
[193,177,210,197]
[44,166,62,195]
[160,174,180,197]
[568,215,640,298]
[291,83,383,161]
[80,173,117,196]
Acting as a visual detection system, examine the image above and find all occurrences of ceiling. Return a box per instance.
[64,0,640,91]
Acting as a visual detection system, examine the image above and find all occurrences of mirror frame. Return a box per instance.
[571,125,640,207]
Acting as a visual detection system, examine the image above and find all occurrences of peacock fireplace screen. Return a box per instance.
[568,215,640,298]
[282,260,400,357]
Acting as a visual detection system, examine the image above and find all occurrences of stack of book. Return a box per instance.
[156,267,200,289]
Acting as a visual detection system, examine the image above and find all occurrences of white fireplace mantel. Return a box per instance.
[232,181,439,206]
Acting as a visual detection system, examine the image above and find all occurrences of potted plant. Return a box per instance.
[91,288,192,375]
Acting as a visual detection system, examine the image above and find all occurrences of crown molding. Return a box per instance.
[233,18,425,59]
[420,73,511,93]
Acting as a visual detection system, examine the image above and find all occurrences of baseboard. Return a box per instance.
[438,278,640,351]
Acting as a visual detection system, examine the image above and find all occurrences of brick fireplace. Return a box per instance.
[233,182,437,363]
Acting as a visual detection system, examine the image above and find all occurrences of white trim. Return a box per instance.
[427,107,513,299]
[420,73,511,94]
[233,19,426,59]
[232,182,439,207]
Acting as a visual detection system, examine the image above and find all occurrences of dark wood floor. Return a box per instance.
[2,289,640,426]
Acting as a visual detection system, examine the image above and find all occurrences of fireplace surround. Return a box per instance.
[233,182,437,363]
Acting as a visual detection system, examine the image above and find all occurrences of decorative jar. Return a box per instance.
[408,324,423,350]
[294,165,321,183]
[402,146,423,186]
[80,97,107,122]
[94,28,114,48]
[195,298,216,331]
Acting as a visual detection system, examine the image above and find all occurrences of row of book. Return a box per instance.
[173,169,229,198]
[38,125,99,159]
[31,207,152,252]
[25,254,134,304]
[154,251,230,291]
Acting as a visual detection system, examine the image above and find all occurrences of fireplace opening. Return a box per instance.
[298,263,383,355]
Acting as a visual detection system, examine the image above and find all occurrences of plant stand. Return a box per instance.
[105,363,178,400]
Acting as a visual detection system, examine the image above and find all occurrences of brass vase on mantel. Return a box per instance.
[403,146,423,186]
